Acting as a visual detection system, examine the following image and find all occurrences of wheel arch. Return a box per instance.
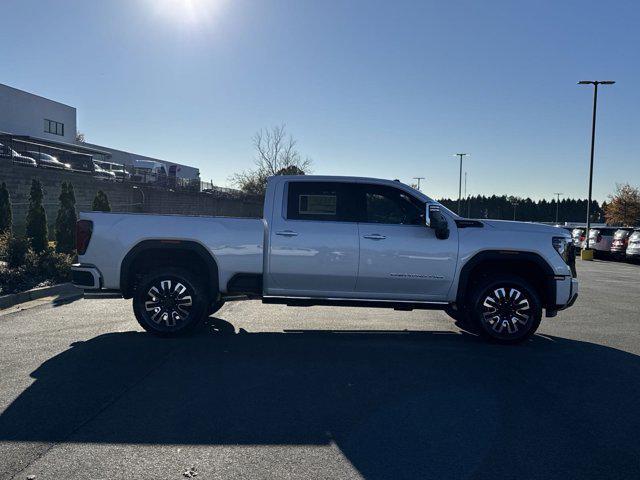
[120,239,219,299]
[456,250,556,309]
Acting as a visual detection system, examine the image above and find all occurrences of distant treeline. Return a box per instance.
[438,195,605,223]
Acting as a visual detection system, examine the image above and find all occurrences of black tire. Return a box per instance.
[468,274,542,344]
[208,300,225,316]
[133,267,209,337]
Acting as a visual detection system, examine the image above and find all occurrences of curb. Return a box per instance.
[0,283,83,310]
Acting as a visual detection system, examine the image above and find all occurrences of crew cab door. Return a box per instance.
[266,181,360,296]
[355,184,458,301]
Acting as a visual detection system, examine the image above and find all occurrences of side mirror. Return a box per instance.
[426,204,450,240]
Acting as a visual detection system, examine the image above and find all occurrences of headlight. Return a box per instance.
[552,236,569,262]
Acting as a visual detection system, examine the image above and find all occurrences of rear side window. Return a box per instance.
[286,182,357,222]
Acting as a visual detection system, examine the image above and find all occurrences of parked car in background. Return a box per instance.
[57,151,95,172]
[626,229,640,262]
[610,228,635,259]
[93,162,117,181]
[583,227,618,258]
[0,142,37,167]
[131,159,168,184]
[571,227,586,248]
[22,151,71,170]
[94,160,130,181]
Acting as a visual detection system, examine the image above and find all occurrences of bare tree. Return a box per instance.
[232,125,312,195]
[75,131,86,143]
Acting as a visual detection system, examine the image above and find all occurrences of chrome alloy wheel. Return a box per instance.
[480,286,532,337]
[144,279,193,328]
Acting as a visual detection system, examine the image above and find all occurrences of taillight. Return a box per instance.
[580,235,585,242]
[597,234,602,243]
[76,220,93,255]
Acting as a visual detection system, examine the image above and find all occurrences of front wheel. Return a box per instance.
[133,267,209,337]
[469,275,542,344]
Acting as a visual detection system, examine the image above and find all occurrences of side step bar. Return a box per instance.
[262,296,449,311]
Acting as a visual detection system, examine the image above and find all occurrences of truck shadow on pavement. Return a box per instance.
[1,318,639,479]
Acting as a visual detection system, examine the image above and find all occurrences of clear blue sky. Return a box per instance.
[1,0,638,201]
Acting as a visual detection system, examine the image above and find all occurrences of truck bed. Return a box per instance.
[79,212,265,291]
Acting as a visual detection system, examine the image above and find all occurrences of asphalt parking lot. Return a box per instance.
[1,260,639,480]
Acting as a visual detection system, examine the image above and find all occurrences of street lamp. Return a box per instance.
[413,177,425,191]
[510,198,519,221]
[554,192,563,224]
[454,153,468,214]
[578,80,615,250]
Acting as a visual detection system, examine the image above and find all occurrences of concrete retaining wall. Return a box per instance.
[1,162,263,235]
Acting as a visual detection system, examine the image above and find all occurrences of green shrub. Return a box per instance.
[6,235,30,269]
[35,250,72,282]
[25,179,48,253]
[92,190,111,212]
[0,182,11,235]
[0,232,8,261]
[0,266,34,295]
[0,244,73,295]
[55,182,77,254]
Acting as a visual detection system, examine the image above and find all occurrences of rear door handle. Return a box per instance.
[363,234,386,240]
[275,230,299,237]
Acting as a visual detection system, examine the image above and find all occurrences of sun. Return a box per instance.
[146,0,226,27]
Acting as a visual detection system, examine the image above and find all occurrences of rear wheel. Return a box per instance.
[469,275,542,344]
[133,267,209,336]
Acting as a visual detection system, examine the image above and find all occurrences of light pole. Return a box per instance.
[554,192,563,224]
[578,80,615,250]
[510,198,519,221]
[454,153,467,214]
[413,177,425,191]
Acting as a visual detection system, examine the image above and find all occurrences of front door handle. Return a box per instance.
[275,230,299,237]
[363,234,386,240]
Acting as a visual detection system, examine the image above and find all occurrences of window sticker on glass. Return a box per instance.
[299,194,337,215]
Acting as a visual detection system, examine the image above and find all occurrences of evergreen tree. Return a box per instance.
[92,190,111,212]
[55,182,78,253]
[437,194,603,223]
[0,182,11,235]
[25,179,48,253]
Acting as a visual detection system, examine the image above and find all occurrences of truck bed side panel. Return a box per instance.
[78,212,265,292]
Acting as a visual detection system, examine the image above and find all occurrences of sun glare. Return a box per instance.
[146,0,225,27]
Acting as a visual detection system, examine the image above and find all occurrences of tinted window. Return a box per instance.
[44,119,64,136]
[286,182,357,222]
[362,184,423,225]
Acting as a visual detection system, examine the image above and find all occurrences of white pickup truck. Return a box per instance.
[72,175,578,344]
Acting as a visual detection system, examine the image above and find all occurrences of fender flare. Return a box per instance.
[455,250,555,307]
[120,240,219,298]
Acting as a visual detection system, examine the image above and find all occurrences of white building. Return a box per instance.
[0,83,77,144]
[0,83,200,181]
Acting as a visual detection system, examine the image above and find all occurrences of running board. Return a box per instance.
[262,296,449,311]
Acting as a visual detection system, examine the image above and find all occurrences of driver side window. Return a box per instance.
[363,185,423,225]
